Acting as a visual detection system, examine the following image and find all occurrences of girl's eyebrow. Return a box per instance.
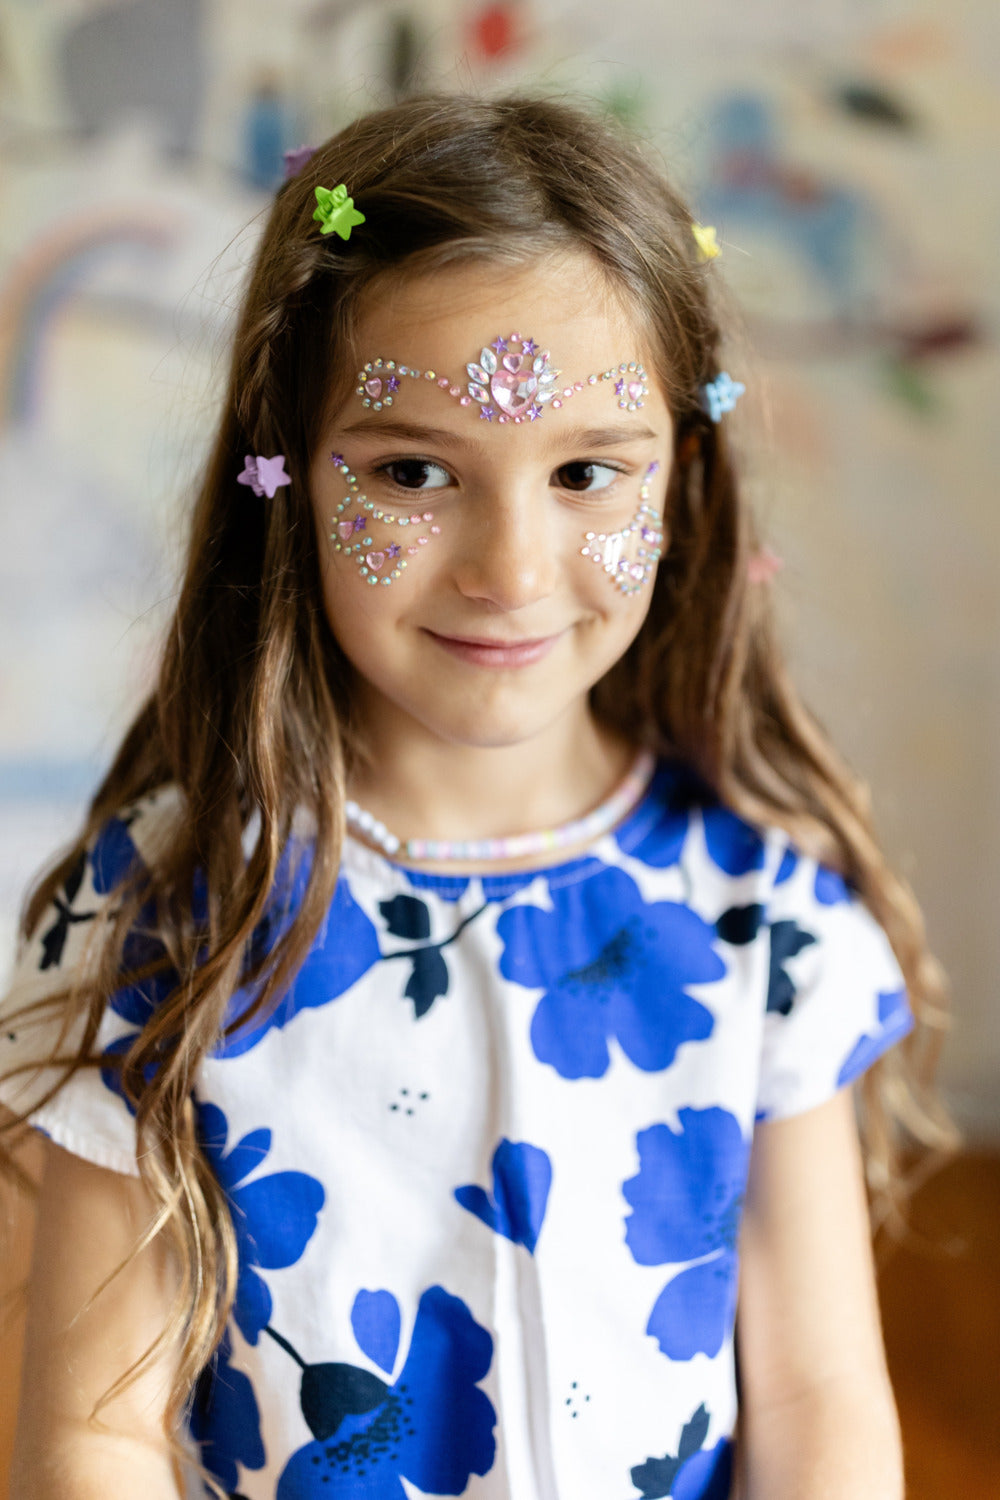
[337,417,660,448]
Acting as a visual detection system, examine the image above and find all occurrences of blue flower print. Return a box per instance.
[39,809,143,971]
[702,807,765,876]
[275,1285,497,1499]
[455,1138,552,1253]
[197,1102,324,1345]
[630,1405,733,1500]
[190,1327,266,1492]
[497,866,723,1080]
[814,864,850,904]
[836,987,912,1086]
[623,1108,750,1360]
[219,870,381,1057]
[774,845,798,885]
[620,765,700,869]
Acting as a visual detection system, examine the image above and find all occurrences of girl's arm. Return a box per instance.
[735,1089,904,1500]
[10,1138,185,1499]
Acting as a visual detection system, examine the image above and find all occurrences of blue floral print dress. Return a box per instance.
[0,764,911,1500]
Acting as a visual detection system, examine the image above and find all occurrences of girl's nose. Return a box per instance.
[451,491,559,611]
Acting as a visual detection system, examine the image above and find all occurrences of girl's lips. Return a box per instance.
[426,630,561,668]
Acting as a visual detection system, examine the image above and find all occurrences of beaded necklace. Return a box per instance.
[345,749,656,866]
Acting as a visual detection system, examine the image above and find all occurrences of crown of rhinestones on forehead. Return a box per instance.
[328,454,441,586]
[355,333,649,424]
[580,461,665,596]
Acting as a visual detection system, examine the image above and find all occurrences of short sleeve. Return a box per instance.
[755,843,913,1121]
[0,789,181,1176]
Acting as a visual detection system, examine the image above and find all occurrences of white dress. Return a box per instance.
[0,763,910,1500]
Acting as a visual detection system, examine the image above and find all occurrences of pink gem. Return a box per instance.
[498,415,508,423]
[551,399,562,408]
[627,380,645,401]
[430,525,440,534]
[407,546,419,555]
[460,396,471,405]
[337,520,355,540]
[364,376,382,398]
[366,550,386,571]
[490,359,539,418]
[631,563,644,580]
[574,382,583,391]
[502,353,519,373]
[449,386,460,397]
[409,514,421,524]
[417,535,428,545]
[563,387,572,397]
[438,376,449,388]
[422,511,433,521]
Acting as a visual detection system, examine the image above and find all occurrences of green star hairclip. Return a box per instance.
[313,183,365,240]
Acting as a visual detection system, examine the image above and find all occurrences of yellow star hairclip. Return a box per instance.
[692,222,721,262]
[313,183,365,241]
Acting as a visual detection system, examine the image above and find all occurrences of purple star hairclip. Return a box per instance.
[699,372,746,423]
[283,145,316,181]
[237,454,291,499]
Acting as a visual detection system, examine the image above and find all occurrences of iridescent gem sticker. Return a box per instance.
[328,454,441,586]
[580,461,664,595]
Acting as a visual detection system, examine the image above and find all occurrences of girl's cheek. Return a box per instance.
[325,454,443,589]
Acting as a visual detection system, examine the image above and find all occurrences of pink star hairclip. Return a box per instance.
[237,454,291,499]
[284,145,316,180]
[355,333,649,425]
[313,183,365,240]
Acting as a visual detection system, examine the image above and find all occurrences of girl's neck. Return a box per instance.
[347,706,636,858]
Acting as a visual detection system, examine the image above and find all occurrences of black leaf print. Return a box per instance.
[715,904,765,945]
[404,946,449,1019]
[264,1326,388,1443]
[630,1404,711,1498]
[39,851,97,971]
[380,894,431,940]
[767,919,817,1015]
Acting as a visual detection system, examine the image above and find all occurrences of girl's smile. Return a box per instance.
[309,252,673,758]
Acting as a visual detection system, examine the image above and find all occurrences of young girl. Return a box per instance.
[1,93,948,1500]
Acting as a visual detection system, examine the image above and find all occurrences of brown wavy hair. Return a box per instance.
[2,91,953,1479]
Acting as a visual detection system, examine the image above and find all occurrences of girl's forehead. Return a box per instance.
[351,253,653,379]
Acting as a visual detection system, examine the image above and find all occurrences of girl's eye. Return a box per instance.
[379,458,452,491]
[555,461,620,494]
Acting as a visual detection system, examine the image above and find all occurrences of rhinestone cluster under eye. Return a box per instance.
[355,337,648,423]
[328,455,440,586]
[580,461,665,595]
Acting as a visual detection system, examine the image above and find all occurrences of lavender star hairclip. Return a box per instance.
[283,145,316,181]
[237,454,291,499]
[699,372,746,423]
[313,183,365,240]
[355,333,649,426]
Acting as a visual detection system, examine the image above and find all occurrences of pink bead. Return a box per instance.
[459,396,471,406]
[574,382,583,390]
[410,514,421,523]
[551,399,562,409]
[438,376,449,388]
[430,525,441,534]
[449,386,460,397]
[563,388,573,397]
[423,512,433,521]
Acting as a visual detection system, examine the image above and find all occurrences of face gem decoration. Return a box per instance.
[580,461,665,596]
[354,338,649,424]
[328,455,440,586]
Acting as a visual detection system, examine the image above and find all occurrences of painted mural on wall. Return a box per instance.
[0,0,995,1123]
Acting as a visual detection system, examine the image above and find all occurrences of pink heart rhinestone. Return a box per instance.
[364,376,382,398]
[366,550,385,571]
[490,367,538,418]
[336,520,355,540]
[502,352,521,373]
[627,380,645,401]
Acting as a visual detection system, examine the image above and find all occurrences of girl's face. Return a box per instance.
[308,253,672,754]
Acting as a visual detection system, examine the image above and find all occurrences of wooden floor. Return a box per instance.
[2,1146,998,1497]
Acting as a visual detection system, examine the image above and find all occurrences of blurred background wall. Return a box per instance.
[0,0,996,1137]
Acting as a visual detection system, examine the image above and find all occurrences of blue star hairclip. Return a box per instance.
[699,371,746,422]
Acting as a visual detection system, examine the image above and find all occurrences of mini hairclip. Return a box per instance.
[313,183,365,240]
[237,454,291,499]
[355,335,649,426]
[747,546,784,585]
[283,145,316,181]
[692,223,721,262]
[699,372,745,422]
